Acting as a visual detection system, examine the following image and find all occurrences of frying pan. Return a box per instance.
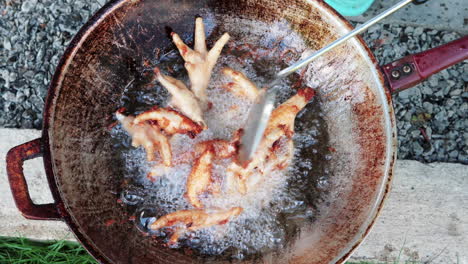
[5,0,468,263]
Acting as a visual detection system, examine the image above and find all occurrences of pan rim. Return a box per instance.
[41,0,397,263]
[42,0,132,263]
[307,2,398,263]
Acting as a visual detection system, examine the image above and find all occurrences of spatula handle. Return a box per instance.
[276,0,414,78]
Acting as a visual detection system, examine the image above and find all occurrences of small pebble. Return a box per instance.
[412,142,424,156]
[413,27,424,36]
[423,101,433,114]
[421,85,432,95]
[3,38,12,50]
[462,72,468,82]
[411,129,421,138]
[428,76,439,87]
[441,69,450,80]
[404,26,414,34]
[450,89,462,96]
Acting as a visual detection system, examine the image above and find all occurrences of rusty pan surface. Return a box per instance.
[42,0,397,263]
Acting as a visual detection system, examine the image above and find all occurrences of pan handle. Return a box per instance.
[6,138,62,220]
[382,35,468,94]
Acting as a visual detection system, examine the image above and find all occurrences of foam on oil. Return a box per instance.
[110,16,331,260]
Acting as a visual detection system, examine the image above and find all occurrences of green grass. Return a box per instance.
[0,237,97,264]
[0,237,421,264]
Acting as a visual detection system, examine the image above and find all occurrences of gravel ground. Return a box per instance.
[0,0,466,163]
[359,24,468,164]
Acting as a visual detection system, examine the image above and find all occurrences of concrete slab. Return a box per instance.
[1,128,467,263]
[350,161,468,264]
[346,0,468,34]
[0,129,73,241]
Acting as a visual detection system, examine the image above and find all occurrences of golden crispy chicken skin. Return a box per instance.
[195,139,237,160]
[116,110,172,166]
[150,207,243,245]
[186,146,215,208]
[133,106,204,138]
[222,68,259,101]
[172,18,230,102]
[153,67,206,127]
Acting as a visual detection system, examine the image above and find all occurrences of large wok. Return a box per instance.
[6,0,468,263]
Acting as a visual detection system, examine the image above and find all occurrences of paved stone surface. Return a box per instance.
[1,128,467,262]
[346,0,468,34]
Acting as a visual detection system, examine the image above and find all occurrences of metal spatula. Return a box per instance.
[237,0,429,165]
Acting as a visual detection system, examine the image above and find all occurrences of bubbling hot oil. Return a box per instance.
[110,16,332,260]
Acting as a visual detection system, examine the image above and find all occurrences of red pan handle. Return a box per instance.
[6,138,62,220]
[382,35,468,94]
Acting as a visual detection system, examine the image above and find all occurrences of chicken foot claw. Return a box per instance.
[154,68,206,128]
[116,110,172,166]
[133,106,204,138]
[222,68,259,101]
[172,17,230,102]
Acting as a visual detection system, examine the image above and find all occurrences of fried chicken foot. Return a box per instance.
[268,88,315,136]
[133,107,204,138]
[226,88,315,194]
[116,110,172,166]
[245,138,294,191]
[222,68,259,101]
[187,138,240,202]
[186,147,215,208]
[226,126,285,194]
[153,67,206,127]
[150,207,243,245]
[172,18,230,102]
